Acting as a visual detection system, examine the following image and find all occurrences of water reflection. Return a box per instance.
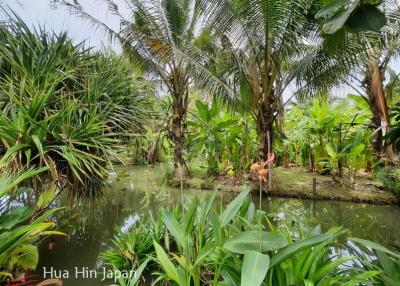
[35,166,400,286]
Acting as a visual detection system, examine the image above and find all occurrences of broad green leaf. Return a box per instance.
[220,188,250,226]
[312,257,355,281]
[221,265,241,286]
[270,232,340,268]
[36,190,57,210]
[153,240,180,284]
[194,244,215,267]
[349,238,400,259]
[162,209,186,248]
[128,258,150,285]
[316,0,348,18]
[346,5,386,32]
[9,244,38,270]
[325,144,337,159]
[241,251,270,286]
[304,280,314,286]
[182,198,198,234]
[348,94,370,112]
[340,271,381,286]
[0,206,34,231]
[32,135,45,158]
[195,100,210,121]
[224,231,287,254]
[349,144,365,157]
[322,1,358,34]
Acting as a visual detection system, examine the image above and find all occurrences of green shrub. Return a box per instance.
[376,167,400,198]
[0,168,61,281]
[0,15,153,192]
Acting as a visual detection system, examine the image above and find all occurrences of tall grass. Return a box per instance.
[0,12,153,194]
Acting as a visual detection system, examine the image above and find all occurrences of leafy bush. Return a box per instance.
[0,15,152,191]
[376,167,400,198]
[0,168,61,281]
[102,190,384,286]
[188,99,258,178]
[387,102,400,151]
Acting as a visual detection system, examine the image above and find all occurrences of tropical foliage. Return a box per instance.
[54,0,205,179]
[1,1,399,285]
[282,97,373,186]
[188,99,257,177]
[102,190,397,286]
[0,168,61,281]
[0,14,152,192]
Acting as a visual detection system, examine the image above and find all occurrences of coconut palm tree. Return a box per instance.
[55,0,204,179]
[181,0,327,160]
[306,0,400,162]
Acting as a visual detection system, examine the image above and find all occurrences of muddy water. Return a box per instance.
[35,166,400,286]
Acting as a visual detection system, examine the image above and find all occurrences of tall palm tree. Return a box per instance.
[306,1,400,162]
[55,0,203,178]
[185,0,322,160]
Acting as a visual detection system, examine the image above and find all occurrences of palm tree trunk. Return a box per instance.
[170,98,187,179]
[366,63,397,161]
[169,86,188,181]
[257,102,275,160]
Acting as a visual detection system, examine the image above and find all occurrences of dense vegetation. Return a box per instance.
[102,190,400,286]
[0,168,61,279]
[0,0,400,285]
[0,14,152,193]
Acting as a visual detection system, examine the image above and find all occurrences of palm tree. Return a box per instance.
[55,0,203,178]
[306,1,400,162]
[184,0,322,160]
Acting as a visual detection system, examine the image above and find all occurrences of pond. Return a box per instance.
[35,166,400,286]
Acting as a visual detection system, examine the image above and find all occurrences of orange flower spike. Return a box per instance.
[250,163,262,173]
[258,175,267,182]
[266,153,276,164]
[258,168,269,182]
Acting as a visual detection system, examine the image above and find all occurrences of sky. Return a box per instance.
[2,0,124,51]
[1,0,398,99]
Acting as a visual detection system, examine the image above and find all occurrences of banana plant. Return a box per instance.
[386,102,400,151]
[188,100,237,175]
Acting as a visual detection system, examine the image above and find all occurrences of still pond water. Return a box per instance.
[35,166,400,286]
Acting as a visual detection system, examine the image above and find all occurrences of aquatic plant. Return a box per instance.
[102,190,386,286]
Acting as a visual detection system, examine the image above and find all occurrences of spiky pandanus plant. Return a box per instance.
[54,0,206,179]
[0,11,152,193]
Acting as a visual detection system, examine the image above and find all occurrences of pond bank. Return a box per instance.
[190,167,398,205]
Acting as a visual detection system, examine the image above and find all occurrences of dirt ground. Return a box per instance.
[197,167,398,205]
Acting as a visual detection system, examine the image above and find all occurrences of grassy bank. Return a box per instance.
[184,167,398,205]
